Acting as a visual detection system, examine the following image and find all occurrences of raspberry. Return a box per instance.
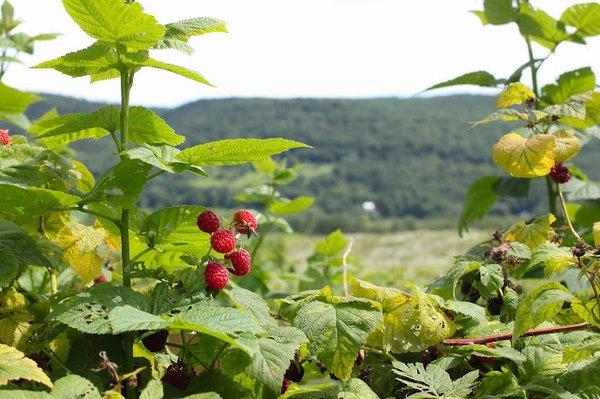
[549,163,570,184]
[204,262,229,291]
[210,229,236,254]
[487,295,503,316]
[284,361,304,382]
[28,352,50,372]
[142,329,169,352]
[280,378,290,394]
[226,249,252,276]
[162,361,193,391]
[233,210,258,237]
[94,274,107,284]
[355,349,366,366]
[197,210,220,234]
[0,129,10,146]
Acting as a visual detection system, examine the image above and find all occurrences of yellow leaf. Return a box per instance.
[55,222,106,283]
[553,130,580,162]
[497,83,536,108]
[0,312,33,351]
[0,344,53,388]
[593,222,600,247]
[491,133,555,178]
[72,160,96,193]
[505,214,556,249]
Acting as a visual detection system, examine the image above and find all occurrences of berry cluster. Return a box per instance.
[197,210,258,292]
[549,162,570,184]
[0,129,10,146]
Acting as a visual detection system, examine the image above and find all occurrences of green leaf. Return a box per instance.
[269,196,315,215]
[571,298,600,327]
[29,106,117,143]
[471,108,530,127]
[289,287,382,380]
[492,133,555,179]
[125,145,206,175]
[518,4,570,50]
[561,3,600,37]
[0,183,80,216]
[426,71,499,91]
[475,370,519,397]
[513,282,573,341]
[315,229,348,257]
[34,42,117,80]
[165,17,227,39]
[497,83,536,108]
[50,374,101,398]
[170,301,264,335]
[109,305,168,333]
[392,362,478,398]
[240,325,307,395]
[0,343,53,388]
[0,82,40,115]
[530,243,575,276]
[476,263,504,299]
[505,213,556,249]
[541,67,596,106]
[140,379,163,399]
[128,107,185,146]
[223,285,277,327]
[62,0,164,51]
[563,337,600,363]
[176,138,309,167]
[0,220,52,274]
[458,176,499,235]
[483,0,517,25]
[442,300,487,323]
[82,159,151,208]
[563,177,600,201]
[128,58,212,86]
[338,378,380,399]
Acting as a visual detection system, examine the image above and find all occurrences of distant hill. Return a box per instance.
[24,94,600,233]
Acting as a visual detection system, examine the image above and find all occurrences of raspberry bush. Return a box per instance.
[0,0,599,398]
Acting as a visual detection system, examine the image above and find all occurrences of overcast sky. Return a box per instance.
[5,0,600,107]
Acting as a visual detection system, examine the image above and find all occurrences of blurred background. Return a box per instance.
[7,0,600,284]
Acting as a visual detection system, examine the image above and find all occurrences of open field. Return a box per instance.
[263,229,490,287]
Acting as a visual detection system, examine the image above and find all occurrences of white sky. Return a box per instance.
[5,0,600,107]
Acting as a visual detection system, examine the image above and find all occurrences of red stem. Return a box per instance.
[442,322,592,346]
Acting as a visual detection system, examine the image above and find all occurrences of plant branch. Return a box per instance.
[148,170,166,180]
[129,247,155,265]
[342,237,354,296]
[442,322,592,346]
[67,206,120,226]
[556,183,582,241]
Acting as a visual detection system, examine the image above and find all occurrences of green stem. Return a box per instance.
[556,183,581,241]
[546,177,558,216]
[67,206,120,226]
[129,247,155,265]
[148,170,166,180]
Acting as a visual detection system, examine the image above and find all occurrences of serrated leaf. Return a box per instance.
[541,67,596,106]
[109,305,168,333]
[563,178,600,201]
[269,196,314,215]
[552,130,580,162]
[129,58,212,86]
[290,287,381,380]
[491,133,555,178]
[62,0,164,51]
[563,338,600,363]
[315,229,347,257]
[561,3,600,37]
[458,176,499,235]
[531,243,575,276]
[176,138,309,167]
[170,301,264,335]
[165,17,227,39]
[51,374,101,398]
[0,183,80,216]
[34,42,117,80]
[140,379,163,399]
[54,222,108,283]
[392,362,478,398]
[426,71,498,91]
[0,344,52,388]
[513,282,573,341]
[338,378,380,399]
[0,220,52,272]
[497,83,535,108]
[125,145,205,175]
[442,300,487,323]
[471,108,529,126]
[82,159,151,208]
[571,298,600,327]
[127,107,185,146]
[0,82,40,115]
[518,4,570,50]
[29,106,117,143]
[223,285,277,327]
[483,0,517,25]
[505,213,556,249]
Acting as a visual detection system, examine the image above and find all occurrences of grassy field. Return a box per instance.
[263,229,489,288]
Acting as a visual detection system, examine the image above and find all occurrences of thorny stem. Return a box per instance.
[556,183,582,241]
[442,322,592,346]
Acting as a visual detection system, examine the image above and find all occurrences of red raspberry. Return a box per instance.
[197,210,220,234]
[549,163,570,184]
[204,261,229,291]
[226,248,252,276]
[162,361,193,391]
[233,210,258,237]
[94,274,107,284]
[281,378,290,394]
[210,229,236,254]
[284,361,304,382]
[0,129,10,146]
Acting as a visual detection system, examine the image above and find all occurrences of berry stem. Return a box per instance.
[556,183,581,241]
[442,322,593,346]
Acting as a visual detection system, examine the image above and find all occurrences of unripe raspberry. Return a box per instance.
[284,361,304,382]
[210,229,236,254]
[0,129,10,146]
[226,248,251,276]
[142,330,169,352]
[280,378,290,394]
[94,274,107,284]
[197,210,220,234]
[204,261,229,291]
[549,163,570,184]
[233,210,258,237]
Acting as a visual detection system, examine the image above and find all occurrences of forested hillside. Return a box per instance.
[26,94,600,232]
